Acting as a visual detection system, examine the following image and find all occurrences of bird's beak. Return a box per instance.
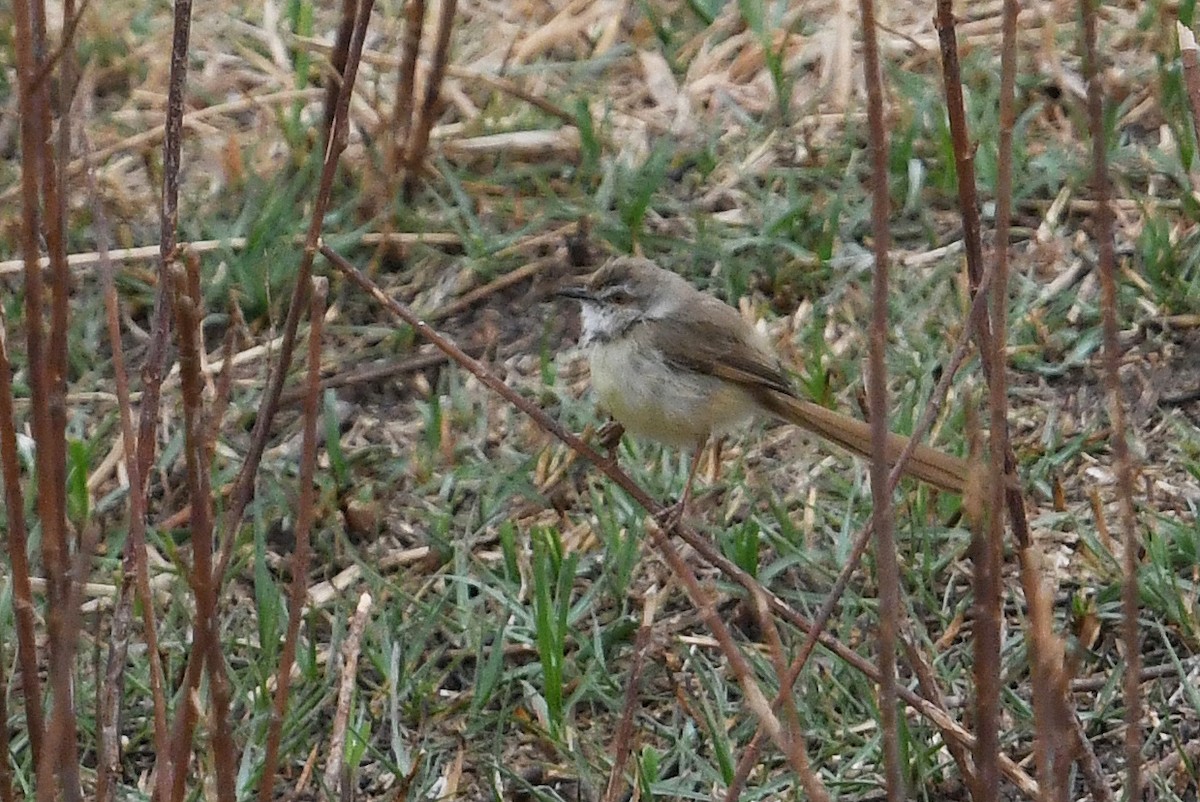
[556,282,595,302]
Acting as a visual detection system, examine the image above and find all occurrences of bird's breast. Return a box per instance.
[587,336,759,448]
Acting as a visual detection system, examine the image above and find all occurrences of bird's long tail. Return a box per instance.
[757,391,968,494]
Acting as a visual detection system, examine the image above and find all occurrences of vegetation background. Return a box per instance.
[1,0,1198,799]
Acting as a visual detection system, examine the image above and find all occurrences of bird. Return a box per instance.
[558,256,968,502]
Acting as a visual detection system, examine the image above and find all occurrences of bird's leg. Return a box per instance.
[656,437,709,530]
[597,419,625,460]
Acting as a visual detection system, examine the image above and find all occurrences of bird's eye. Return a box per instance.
[604,287,633,305]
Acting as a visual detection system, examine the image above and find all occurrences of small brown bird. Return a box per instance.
[559,256,967,495]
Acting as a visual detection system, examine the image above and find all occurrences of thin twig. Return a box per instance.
[259,278,327,802]
[403,0,457,198]
[213,0,377,586]
[169,262,238,802]
[0,232,461,276]
[148,1,195,797]
[12,0,69,792]
[390,0,425,172]
[859,0,903,796]
[81,125,171,802]
[1084,2,1142,799]
[935,2,1003,798]
[726,255,998,800]
[602,587,662,802]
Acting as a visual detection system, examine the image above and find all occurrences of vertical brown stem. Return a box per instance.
[257,278,327,802]
[391,0,426,173]
[169,261,238,802]
[402,0,456,198]
[325,0,359,140]
[1082,2,1142,799]
[935,3,1002,798]
[858,0,903,797]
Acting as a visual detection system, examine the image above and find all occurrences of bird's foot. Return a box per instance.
[597,420,625,458]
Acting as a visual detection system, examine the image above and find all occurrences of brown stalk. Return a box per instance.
[156,1,377,782]
[602,588,661,802]
[390,0,426,173]
[859,0,904,796]
[159,2,377,787]
[136,0,194,494]
[0,643,9,802]
[213,0,377,586]
[12,0,75,793]
[745,587,830,802]
[900,629,978,795]
[324,245,1041,797]
[934,3,1003,798]
[403,0,457,198]
[646,528,795,774]
[0,258,44,772]
[167,261,238,802]
[726,255,1000,800]
[325,0,359,140]
[80,128,171,802]
[145,1,195,796]
[258,277,327,802]
[940,0,1094,797]
[1082,1,1142,798]
[985,0,1019,798]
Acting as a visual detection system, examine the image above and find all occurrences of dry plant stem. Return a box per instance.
[277,349,451,406]
[941,0,1091,796]
[0,300,43,770]
[726,257,1000,802]
[325,245,1040,798]
[859,0,904,796]
[81,130,171,802]
[1083,1,1143,798]
[602,588,661,802]
[40,24,85,797]
[138,0,194,489]
[747,588,830,802]
[323,592,375,794]
[403,0,457,197]
[159,4,377,787]
[1177,23,1200,153]
[148,0,195,796]
[986,0,1020,798]
[391,0,426,171]
[936,3,1002,798]
[27,0,90,91]
[0,231,460,276]
[0,653,10,802]
[213,0,376,586]
[646,528,794,769]
[326,0,359,138]
[900,630,978,795]
[427,255,560,322]
[168,263,238,802]
[11,0,65,788]
[258,278,327,802]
